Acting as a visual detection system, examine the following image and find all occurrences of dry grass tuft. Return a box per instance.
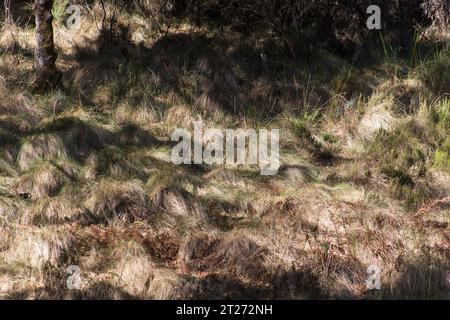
[114,103,159,128]
[119,124,157,147]
[279,165,315,186]
[105,149,156,180]
[212,232,268,279]
[146,268,196,299]
[195,55,239,113]
[149,185,211,233]
[85,179,151,223]
[0,196,23,250]
[165,105,197,130]
[203,169,247,188]
[382,250,449,299]
[4,226,74,270]
[178,233,218,270]
[159,188,206,219]
[21,196,86,226]
[83,240,196,299]
[0,196,22,224]
[111,241,156,297]
[316,255,368,299]
[146,165,203,207]
[17,134,68,171]
[81,280,135,300]
[14,161,76,198]
[71,62,119,106]
[358,100,397,140]
[0,93,46,132]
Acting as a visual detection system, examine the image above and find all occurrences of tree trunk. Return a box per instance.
[4,0,12,24]
[34,0,61,90]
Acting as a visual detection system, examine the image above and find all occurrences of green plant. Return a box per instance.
[435,99,450,128]
[379,32,395,60]
[52,0,69,21]
[409,29,421,67]
[433,150,450,169]
[418,49,450,95]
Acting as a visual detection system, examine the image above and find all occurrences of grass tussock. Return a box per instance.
[14,160,77,198]
[85,179,151,224]
[21,196,86,226]
[17,134,68,171]
[4,226,74,270]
